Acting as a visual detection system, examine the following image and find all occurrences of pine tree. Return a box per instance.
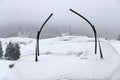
[0,41,3,59]
[12,43,20,60]
[4,42,20,60]
[117,34,120,40]
[4,42,14,60]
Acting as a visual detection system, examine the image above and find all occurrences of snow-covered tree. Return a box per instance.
[13,43,20,60]
[4,42,20,60]
[0,41,3,59]
[117,34,120,40]
[4,42,14,60]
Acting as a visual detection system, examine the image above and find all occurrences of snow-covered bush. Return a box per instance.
[0,41,3,59]
[4,42,20,60]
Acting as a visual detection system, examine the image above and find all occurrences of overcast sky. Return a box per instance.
[0,0,120,38]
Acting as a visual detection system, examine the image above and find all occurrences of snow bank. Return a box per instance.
[3,36,120,80]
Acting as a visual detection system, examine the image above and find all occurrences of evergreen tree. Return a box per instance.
[4,42,20,60]
[117,34,120,40]
[0,41,3,59]
[12,43,20,60]
[4,42,14,60]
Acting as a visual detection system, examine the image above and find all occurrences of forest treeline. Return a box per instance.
[0,24,60,38]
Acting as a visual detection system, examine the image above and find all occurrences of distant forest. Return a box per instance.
[0,24,118,39]
[0,24,70,39]
[0,24,37,38]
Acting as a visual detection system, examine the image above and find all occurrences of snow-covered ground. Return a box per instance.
[0,60,15,80]
[1,36,120,80]
[110,40,120,54]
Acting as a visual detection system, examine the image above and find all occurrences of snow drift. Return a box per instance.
[2,36,120,80]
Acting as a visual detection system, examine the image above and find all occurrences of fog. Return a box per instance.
[0,0,120,39]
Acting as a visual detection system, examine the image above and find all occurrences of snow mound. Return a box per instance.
[3,36,120,80]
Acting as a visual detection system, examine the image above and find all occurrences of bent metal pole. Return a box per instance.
[69,9,97,54]
[70,9,103,59]
[35,13,53,62]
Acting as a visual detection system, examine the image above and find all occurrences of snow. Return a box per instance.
[0,36,119,80]
[0,60,15,80]
[110,40,120,54]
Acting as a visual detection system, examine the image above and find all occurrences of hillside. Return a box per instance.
[0,36,120,80]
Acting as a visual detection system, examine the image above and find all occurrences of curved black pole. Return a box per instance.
[69,9,97,54]
[35,13,53,62]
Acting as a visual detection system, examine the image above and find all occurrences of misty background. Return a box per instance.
[0,0,120,39]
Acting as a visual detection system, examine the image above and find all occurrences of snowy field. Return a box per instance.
[0,60,15,80]
[1,36,120,80]
[110,40,120,54]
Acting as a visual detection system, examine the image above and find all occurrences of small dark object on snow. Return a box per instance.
[9,63,15,69]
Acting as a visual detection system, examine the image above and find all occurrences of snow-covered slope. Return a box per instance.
[0,36,106,56]
[2,36,120,80]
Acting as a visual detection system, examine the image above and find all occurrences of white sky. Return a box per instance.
[0,0,120,38]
